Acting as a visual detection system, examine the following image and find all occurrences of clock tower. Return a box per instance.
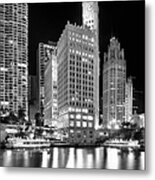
[82,1,99,34]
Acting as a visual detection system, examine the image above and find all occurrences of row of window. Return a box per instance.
[68,31,94,42]
[69,102,94,109]
[70,60,94,67]
[70,121,93,128]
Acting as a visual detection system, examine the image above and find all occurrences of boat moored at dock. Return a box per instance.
[5,138,51,149]
[103,139,140,149]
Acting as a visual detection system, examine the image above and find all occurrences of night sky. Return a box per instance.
[28,0,145,99]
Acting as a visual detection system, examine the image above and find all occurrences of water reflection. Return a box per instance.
[0,147,145,170]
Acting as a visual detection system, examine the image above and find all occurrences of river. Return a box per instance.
[0,147,145,170]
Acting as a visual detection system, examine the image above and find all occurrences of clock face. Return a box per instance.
[87,3,93,12]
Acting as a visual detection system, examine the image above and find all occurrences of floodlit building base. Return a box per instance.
[69,128,96,145]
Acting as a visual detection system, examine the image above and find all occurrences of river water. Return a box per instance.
[0,147,145,170]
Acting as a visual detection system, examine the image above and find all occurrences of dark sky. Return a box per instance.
[28,0,145,95]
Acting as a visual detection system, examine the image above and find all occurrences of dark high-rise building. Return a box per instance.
[28,75,37,103]
[133,90,144,114]
[0,4,28,118]
[28,75,38,121]
[57,22,99,144]
[103,37,126,128]
[36,41,56,117]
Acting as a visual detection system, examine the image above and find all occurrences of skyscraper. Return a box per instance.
[125,77,133,122]
[37,41,56,118]
[133,90,144,114]
[82,1,99,128]
[57,22,98,145]
[44,48,58,127]
[28,75,37,121]
[0,4,28,117]
[103,37,126,127]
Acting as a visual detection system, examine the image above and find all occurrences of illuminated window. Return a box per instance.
[70,114,74,119]
[72,97,75,101]
[88,71,92,75]
[88,116,93,120]
[83,115,87,120]
[91,37,94,42]
[82,108,88,113]
[76,121,81,127]
[76,114,81,119]
[70,129,74,133]
[88,122,93,128]
[70,121,74,127]
[76,108,81,112]
[83,121,87,127]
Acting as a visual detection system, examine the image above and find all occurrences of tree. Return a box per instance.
[0,107,10,123]
[6,111,19,124]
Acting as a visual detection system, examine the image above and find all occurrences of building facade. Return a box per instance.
[28,75,37,103]
[125,77,133,122]
[37,41,56,118]
[82,1,100,128]
[28,75,38,121]
[103,37,126,128]
[44,49,58,127]
[133,90,144,114]
[0,4,28,118]
[57,22,99,145]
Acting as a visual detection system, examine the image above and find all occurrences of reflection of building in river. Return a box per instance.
[106,148,121,169]
[41,150,51,168]
[0,148,145,169]
[52,147,69,168]
[66,147,105,169]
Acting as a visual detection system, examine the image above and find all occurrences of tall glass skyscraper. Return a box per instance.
[0,4,28,117]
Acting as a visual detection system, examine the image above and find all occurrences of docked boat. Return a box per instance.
[51,141,70,147]
[103,139,140,148]
[5,137,51,149]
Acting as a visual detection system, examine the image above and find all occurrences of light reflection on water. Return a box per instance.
[0,147,145,170]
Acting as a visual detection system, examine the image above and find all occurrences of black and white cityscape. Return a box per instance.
[0,1,145,170]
